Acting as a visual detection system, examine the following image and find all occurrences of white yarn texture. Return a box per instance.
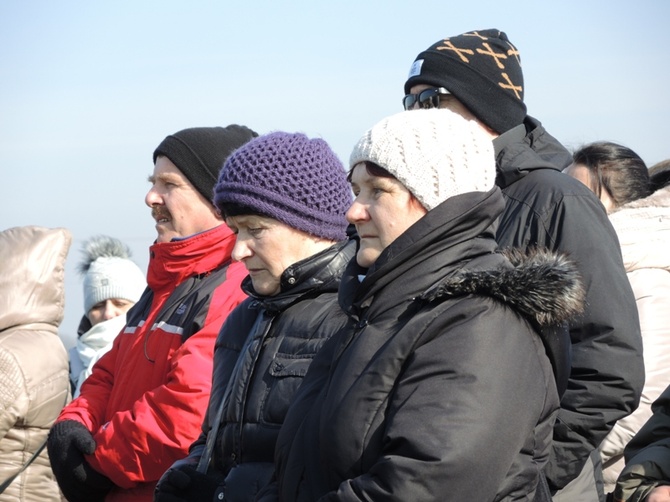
[349,109,496,210]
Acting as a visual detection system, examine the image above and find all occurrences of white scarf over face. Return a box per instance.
[70,314,127,397]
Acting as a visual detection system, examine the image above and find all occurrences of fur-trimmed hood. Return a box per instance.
[420,247,583,397]
[421,247,585,328]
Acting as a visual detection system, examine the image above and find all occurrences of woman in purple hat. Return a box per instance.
[154,131,355,502]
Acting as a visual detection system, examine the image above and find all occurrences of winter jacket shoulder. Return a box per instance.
[0,226,71,501]
[494,117,644,490]
[57,225,248,502]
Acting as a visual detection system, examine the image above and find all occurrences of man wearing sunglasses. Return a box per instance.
[404,29,643,502]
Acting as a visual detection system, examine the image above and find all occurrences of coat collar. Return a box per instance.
[493,116,572,188]
[340,188,505,314]
[147,225,236,293]
[242,239,355,314]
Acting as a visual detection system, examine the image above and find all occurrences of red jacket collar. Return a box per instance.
[147,225,236,293]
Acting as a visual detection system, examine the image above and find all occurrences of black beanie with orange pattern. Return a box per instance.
[404,29,526,134]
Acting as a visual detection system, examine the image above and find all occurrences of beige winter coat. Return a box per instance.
[599,185,670,493]
[0,226,71,501]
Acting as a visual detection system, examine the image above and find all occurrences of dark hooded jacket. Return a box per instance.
[261,188,583,502]
[175,239,355,502]
[494,117,644,490]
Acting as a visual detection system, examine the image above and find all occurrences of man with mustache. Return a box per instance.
[47,125,257,502]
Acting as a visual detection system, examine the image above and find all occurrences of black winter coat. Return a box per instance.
[261,189,583,502]
[494,118,644,490]
[185,240,355,502]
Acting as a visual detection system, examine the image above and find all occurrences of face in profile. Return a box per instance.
[347,163,427,268]
[226,214,333,296]
[145,156,221,243]
[88,298,135,326]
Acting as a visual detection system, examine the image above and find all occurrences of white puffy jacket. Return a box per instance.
[599,185,670,493]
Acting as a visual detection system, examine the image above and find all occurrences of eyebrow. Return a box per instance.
[147,173,180,184]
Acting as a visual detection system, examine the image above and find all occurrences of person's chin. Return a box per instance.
[155,225,176,243]
[356,248,379,269]
[250,276,280,296]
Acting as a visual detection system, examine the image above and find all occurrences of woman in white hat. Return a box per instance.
[260,109,584,502]
[69,235,146,396]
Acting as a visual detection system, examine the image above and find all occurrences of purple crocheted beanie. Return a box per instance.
[213,131,352,241]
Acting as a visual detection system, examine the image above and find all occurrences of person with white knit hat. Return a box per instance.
[261,108,583,502]
[69,235,146,397]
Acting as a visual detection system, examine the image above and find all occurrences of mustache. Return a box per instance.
[151,207,171,220]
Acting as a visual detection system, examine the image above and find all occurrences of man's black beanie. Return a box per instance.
[152,125,258,204]
[404,29,526,134]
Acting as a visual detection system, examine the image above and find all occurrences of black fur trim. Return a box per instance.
[420,248,584,327]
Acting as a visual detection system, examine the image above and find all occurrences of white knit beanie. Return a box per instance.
[349,108,496,210]
[79,236,146,314]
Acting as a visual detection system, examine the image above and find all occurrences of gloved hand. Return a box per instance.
[47,420,114,502]
[155,460,222,502]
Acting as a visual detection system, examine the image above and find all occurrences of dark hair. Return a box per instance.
[217,202,266,220]
[347,161,424,210]
[347,161,395,182]
[649,159,670,192]
[572,142,651,208]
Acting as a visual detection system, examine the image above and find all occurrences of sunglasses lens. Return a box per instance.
[402,94,417,110]
[418,89,439,109]
[404,88,447,110]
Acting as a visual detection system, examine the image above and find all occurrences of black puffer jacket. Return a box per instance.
[494,117,644,490]
[262,189,583,502]
[184,239,355,502]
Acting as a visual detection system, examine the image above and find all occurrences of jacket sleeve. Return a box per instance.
[599,269,670,471]
[321,302,556,501]
[543,191,644,490]
[57,276,247,488]
[613,386,670,502]
[90,283,246,488]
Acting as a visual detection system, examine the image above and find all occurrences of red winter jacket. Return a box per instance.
[57,225,248,501]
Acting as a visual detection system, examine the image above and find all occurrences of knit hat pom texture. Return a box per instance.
[79,235,146,314]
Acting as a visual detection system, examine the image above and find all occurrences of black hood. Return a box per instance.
[420,247,584,396]
[494,116,573,188]
[421,247,584,328]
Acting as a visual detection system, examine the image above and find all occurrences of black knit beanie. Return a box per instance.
[152,125,258,203]
[404,29,527,134]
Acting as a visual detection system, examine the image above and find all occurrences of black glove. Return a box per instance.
[47,420,114,502]
[155,461,222,502]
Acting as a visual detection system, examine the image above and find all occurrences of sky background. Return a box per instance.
[2,1,668,349]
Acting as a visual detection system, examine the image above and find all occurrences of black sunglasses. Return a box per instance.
[402,87,450,110]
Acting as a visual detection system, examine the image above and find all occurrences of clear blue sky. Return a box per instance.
[1,1,667,348]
